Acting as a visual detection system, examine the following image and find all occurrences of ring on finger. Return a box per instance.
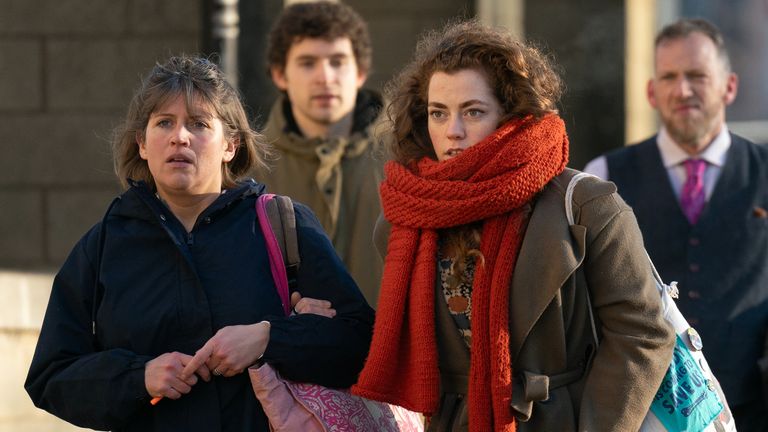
[213,368,222,376]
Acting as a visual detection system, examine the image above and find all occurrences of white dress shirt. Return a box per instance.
[582,126,731,200]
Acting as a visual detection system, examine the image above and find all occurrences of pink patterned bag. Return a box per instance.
[250,194,423,432]
[249,362,423,432]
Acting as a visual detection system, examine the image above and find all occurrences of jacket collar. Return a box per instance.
[264,90,384,158]
[278,89,383,137]
[657,125,731,169]
[114,179,265,222]
[509,170,586,360]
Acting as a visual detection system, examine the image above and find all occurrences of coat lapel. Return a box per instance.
[509,177,586,361]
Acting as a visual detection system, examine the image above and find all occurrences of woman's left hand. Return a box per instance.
[291,291,336,317]
[180,321,270,380]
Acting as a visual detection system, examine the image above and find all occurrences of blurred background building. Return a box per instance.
[0,0,765,429]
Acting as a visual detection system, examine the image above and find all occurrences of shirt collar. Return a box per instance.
[657,125,731,168]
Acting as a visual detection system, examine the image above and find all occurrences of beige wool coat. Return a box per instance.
[374,169,675,431]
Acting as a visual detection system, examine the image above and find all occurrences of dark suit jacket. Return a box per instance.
[605,133,768,406]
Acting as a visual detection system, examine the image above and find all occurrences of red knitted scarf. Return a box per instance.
[352,114,568,431]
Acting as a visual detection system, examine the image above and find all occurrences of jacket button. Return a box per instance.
[204,217,211,224]
[160,214,166,221]
[689,237,700,246]
[689,263,700,272]
[687,290,701,299]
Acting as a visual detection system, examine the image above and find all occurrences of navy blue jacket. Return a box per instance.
[25,180,375,431]
[605,134,768,406]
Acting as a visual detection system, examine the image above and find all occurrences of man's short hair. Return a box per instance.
[267,1,372,74]
[655,18,731,72]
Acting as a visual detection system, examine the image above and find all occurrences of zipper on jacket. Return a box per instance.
[187,231,194,245]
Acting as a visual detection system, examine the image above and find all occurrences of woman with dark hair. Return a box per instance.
[25,55,374,432]
[352,20,674,431]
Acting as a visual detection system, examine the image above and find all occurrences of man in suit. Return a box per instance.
[255,1,385,307]
[584,18,768,431]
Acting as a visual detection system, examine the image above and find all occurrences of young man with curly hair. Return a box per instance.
[258,1,384,307]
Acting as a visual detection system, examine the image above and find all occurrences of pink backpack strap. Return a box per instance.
[256,193,293,316]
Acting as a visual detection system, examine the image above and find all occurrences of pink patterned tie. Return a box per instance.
[680,159,707,224]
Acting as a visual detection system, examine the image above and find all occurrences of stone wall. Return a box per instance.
[0,0,202,269]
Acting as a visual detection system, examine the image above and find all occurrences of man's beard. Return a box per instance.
[665,111,718,152]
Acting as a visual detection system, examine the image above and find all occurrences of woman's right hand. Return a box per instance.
[145,352,200,400]
[169,295,335,391]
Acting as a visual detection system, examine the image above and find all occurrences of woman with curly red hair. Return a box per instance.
[352,20,675,431]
